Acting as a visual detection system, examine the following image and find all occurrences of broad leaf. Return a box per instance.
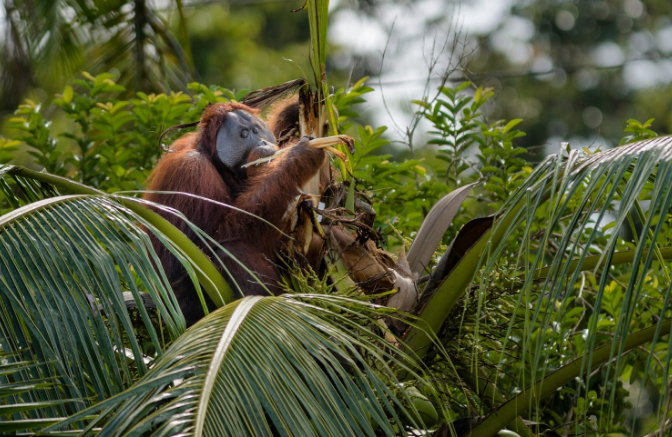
[406,183,476,276]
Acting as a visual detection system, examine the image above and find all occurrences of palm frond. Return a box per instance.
[0,352,83,434]
[243,78,306,109]
[0,194,186,408]
[1,0,86,109]
[409,137,672,345]
[1,164,234,307]
[48,295,434,436]
[0,164,311,433]
[406,136,672,427]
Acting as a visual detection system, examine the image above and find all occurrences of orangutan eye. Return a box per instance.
[241,129,249,138]
[252,127,259,134]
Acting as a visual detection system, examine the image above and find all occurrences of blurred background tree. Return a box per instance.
[0,0,327,118]
[328,0,672,152]
[465,0,672,150]
[1,0,197,112]
[5,0,668,153]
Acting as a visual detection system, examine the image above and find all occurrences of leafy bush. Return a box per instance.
[3,73,250,192]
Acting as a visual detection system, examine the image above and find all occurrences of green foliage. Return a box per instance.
[349,124,432,248]
[7,101,65,176]
[5,72,243,193]
[0,138,19,165]
[332,76,375,133]
[0,353,79,433]
[0,0,197,115]
[47,295,434,435]
[422,82,493,188]
[2,67,672,435]
[334,75,672,435]
[422,82,529,209]
[338,81,529,250]
[620,118,658,145]
[411,106,672,435]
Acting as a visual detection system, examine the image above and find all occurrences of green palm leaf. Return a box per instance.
[0,164,232,415]
[1,163,234,307]
[408,137,672,348]
[0,352,83,433]
[405,136,672,429]
[0,194,186,407]
[48,295,431,436]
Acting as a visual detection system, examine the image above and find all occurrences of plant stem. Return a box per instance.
[506,248,672,289]
[457,366,535,437]
[466,320,672,437]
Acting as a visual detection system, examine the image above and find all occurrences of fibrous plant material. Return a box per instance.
[242,135,353,168]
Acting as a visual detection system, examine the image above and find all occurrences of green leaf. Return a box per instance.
[63,86,74,104]
[0,194,182,403]
[412,100,431,110]
[503,118,523,133]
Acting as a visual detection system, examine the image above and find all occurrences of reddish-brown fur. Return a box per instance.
[267,95,300,147]
[144,102,324,324]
